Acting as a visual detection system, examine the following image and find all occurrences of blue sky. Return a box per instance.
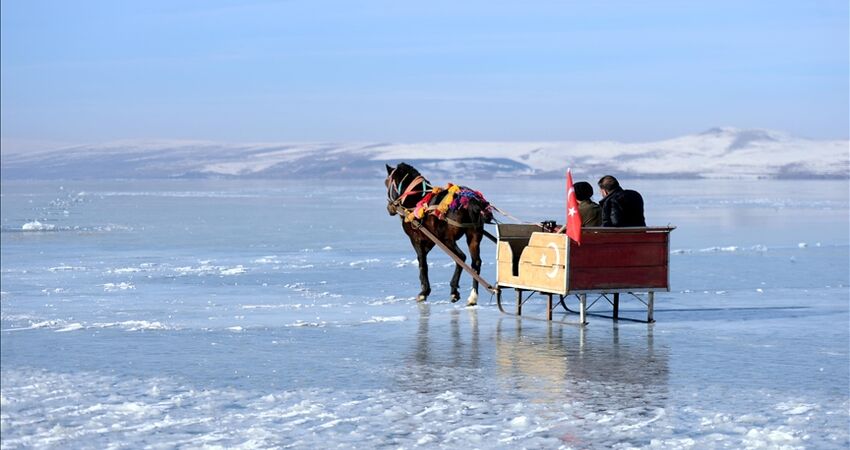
[1,0,848,146]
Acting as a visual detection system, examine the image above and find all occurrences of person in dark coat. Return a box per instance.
[597,175,646,227]
[573,181,602,227]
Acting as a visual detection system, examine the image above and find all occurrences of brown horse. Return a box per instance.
[385,163,492,305]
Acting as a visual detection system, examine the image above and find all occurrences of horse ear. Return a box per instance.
[386,164,394,175]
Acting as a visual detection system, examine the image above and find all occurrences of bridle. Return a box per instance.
[386,168,430,214]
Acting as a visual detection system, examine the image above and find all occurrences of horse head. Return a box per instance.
[384,162,424,216]
[385,164,399,216]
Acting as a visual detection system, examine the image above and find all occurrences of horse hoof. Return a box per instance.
[417,295,428,302]
[450,293,460,303]
[466,289,479,306]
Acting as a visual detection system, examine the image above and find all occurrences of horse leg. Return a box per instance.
[466,231,483,306]
[414,241,433,302]
[448,242,467,303]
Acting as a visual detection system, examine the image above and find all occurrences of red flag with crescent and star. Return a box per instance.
[566,169,581,245]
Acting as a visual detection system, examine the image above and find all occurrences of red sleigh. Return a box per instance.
[495,225,675,324]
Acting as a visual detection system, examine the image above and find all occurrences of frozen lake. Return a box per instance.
[1,177,848,449]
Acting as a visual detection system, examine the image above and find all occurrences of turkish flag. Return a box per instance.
[566,169,581,245]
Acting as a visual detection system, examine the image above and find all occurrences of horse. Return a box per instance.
[385,162,493,306]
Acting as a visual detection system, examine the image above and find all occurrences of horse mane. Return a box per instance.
[394,162,422,181]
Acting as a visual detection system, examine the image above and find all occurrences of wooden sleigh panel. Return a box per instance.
[567,228,671,293]
[496,225,568,295]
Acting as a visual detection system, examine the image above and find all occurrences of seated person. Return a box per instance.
[573,181,602,227]
[597,175,646,227]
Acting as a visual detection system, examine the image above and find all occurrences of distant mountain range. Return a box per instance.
[2,127,847,179]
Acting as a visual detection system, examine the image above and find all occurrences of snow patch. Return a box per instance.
[349,259,380,267]
[285,320,328,328]
[510,416,529,429]
[253,256,280,264]
[22,220,56,231]
[48,265,86,272]
[361,316,406,324]
[102,282,135,292]
[55,323,85,333]
[700,246,739,253]
[219,266,246,276]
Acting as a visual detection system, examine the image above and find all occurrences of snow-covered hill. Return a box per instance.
[2,128,847,179]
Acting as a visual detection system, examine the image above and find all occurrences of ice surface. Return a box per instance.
[1,178,848,448]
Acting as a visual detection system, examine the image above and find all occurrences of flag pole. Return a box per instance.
[556,168,572,235]
[565,168,581,245]
[566,168,570,234]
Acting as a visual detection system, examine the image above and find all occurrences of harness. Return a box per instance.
[386,170,491,228]
[386,169,431,211]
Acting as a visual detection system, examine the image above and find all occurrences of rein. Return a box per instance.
[387,171,430,212]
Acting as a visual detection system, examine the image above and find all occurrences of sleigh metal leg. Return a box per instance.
[578,294,587,325]
[515,289,523,316]
[546,293,553,321]
[612,293,620,321]
[647,291,655,323]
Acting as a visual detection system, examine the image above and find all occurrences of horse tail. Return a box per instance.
[467,198,493,227]
[469,199,496,242]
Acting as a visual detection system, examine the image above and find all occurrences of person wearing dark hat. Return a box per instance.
[597,175,646,227]
[573,181,602,227]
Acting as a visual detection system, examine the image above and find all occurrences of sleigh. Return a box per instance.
[385,164,674,324]
[494,224,675,324]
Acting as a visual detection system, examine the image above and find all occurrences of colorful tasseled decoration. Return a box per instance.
[405,183,490,223]
[409,190,439,220]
